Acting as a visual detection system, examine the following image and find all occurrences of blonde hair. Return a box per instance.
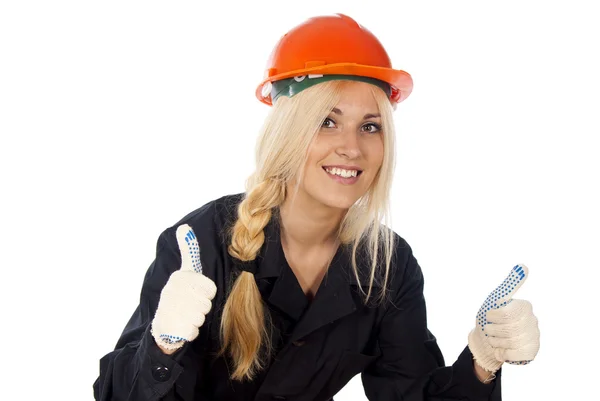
[220,80,397,380]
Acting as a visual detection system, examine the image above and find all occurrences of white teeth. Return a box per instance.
[325,167,358,178]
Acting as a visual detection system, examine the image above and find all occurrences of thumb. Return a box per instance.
[476,264,529,336]
[495,264,528,307]
[175,224,202,273]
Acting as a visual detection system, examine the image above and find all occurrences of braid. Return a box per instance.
[220,178,285,380]
[228,178,285,261]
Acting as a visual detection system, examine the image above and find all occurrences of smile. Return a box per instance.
[322,167,362,185]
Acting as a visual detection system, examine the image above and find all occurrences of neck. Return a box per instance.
[278,187,346,250]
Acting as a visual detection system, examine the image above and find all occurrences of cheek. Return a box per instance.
[365,138,385,168]
[306,136,333,166]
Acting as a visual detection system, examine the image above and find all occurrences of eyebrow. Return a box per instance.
[331,107,381,119]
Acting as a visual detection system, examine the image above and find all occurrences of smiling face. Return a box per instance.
[296,81,385,210]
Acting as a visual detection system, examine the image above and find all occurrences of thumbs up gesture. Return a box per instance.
[468,264,540,374]
[151,224,217,353]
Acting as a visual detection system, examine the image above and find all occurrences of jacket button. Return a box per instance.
[292,340,305,347]
[151,364,171,382]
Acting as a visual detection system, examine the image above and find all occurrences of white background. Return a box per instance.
[1,1,598,400]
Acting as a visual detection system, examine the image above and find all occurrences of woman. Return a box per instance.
[94,14,540,401]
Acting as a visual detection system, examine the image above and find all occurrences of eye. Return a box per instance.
[362,122,382,134]
[322,117,336,128]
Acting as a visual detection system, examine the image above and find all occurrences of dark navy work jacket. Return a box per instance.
[93,193,501,401]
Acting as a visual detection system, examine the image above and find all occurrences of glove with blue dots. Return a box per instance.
[151,224,217,352]
[467,264,540,374]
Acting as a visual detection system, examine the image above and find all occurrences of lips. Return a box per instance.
[322,165,363,173]
[322,167,362,185]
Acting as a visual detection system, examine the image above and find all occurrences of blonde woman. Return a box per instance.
[94,14,540,401]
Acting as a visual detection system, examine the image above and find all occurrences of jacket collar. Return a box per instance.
[254,214,382,289]
[251,213,383,341]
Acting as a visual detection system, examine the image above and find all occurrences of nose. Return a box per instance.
[335,131,361,159]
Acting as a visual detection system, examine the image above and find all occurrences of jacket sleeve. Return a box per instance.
[361,241,502,401]
[93,227,194,401]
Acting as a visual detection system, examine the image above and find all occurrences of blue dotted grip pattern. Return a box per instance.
[159,334,186,344]
[182,227,202,274]
[476,264,531,366]
[159,225,204,345]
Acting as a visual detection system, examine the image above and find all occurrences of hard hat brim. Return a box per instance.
[256,63,413,106]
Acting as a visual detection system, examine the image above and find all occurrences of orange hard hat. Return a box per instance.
[255,13,413,106]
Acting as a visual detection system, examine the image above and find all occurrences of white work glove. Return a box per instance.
[468,264,540,374]
[151,224,217,351]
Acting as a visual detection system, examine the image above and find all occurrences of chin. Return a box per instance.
[314,191,361,210]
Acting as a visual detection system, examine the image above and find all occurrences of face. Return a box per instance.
[298,82,385,210]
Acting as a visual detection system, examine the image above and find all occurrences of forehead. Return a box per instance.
[333,81,380,112]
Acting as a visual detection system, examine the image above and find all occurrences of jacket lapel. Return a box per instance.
[289,246,357,342]
[289,243,383,342]
[253,214,384,342]
[254,216,309,321]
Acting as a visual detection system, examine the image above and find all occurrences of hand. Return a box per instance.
[468,264,540,374]
[151,224,217,353]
